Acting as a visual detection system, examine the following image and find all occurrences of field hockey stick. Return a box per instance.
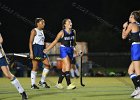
[13,53,47,60]
[0,44,10,64]
[80,55,85,87]
[75,45,85,87]
[13,53,29,58]
[13,53,52,66]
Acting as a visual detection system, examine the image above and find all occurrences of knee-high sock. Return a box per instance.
[11,77,24,93]
[136,75,140,88]
[58,70,65,84]
[31,71,37,85]
[130,74,139,89]
[41,68,49,83]
[65,71,71,86]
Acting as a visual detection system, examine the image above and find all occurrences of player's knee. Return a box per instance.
[128,68,133,75]
[65,66,71,71]
[32,66,38,71]
[44,63,50,69]
[62,68,65,72]
[5,73,13,79]
[44,66,50,70]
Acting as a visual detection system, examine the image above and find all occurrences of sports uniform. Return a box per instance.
[129,22,140,61]
[30,27,50,89]
[32,28,46,60]
[0,33,28,100]
[55,29,76,89]
[60,29,76,59]
[0,51,8,67]
[128,22,140,98]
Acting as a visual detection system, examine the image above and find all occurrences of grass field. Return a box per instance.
[0,77,135,100]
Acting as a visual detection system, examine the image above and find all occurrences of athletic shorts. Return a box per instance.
[60,46,74,60]
[33,44,46,61]
[131,43,140,61]
[0,57,8,67]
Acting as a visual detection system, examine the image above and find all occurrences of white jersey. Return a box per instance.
[33,28,45,45]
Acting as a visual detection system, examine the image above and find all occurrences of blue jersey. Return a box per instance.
[60,29,76,59]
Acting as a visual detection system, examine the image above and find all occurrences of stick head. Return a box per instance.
[13,53,28,58]
[81,84,85,87]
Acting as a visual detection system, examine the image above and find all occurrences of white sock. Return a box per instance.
[70,69,75,77]
[41,68,49,83]
[11,77,24,93]
[31,71,37,85]
[74,68,79,76]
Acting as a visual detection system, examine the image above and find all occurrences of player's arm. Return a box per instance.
[73,29,77,47]
[73,30,83,57]
[43,30,63,53]
[73,30,78,57]
[122,22,132,39]
[29,29,36,59]
[0,34,3,44]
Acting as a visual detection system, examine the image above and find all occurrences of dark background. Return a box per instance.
[0,0,140,53]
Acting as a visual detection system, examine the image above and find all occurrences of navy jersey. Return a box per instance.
[129,22,140,42]
[60,29,76,47]
[129,31,140,42]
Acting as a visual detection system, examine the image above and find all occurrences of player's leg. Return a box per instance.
[73,64,79,78]
[64,47,76,89]
[128,61,140,97]
[128,62,138,89]
[31,60,39,89]
[70,64,75,78]
[70,58,76,78]
[63,56,71,84]
[134,61,140,87]
[71,58,79,78]
[55,46,67,89]
[55,62,65,89]
[1,66,28,99]
[63,56,76,89]
[129,44,140,97]
[38,58,50,88]
[132,61,140,98]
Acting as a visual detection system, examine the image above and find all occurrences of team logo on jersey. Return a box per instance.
[64,36,74,40]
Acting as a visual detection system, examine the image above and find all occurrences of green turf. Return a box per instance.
[0,77,135,100]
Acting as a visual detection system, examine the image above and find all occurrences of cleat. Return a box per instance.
[131,87,140,97]
[55,83,64,89]
[31,84,39,89]
[134,93,140,99]
[38,81,50,88]
[20,91,28,100]
[67,83,76,90]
